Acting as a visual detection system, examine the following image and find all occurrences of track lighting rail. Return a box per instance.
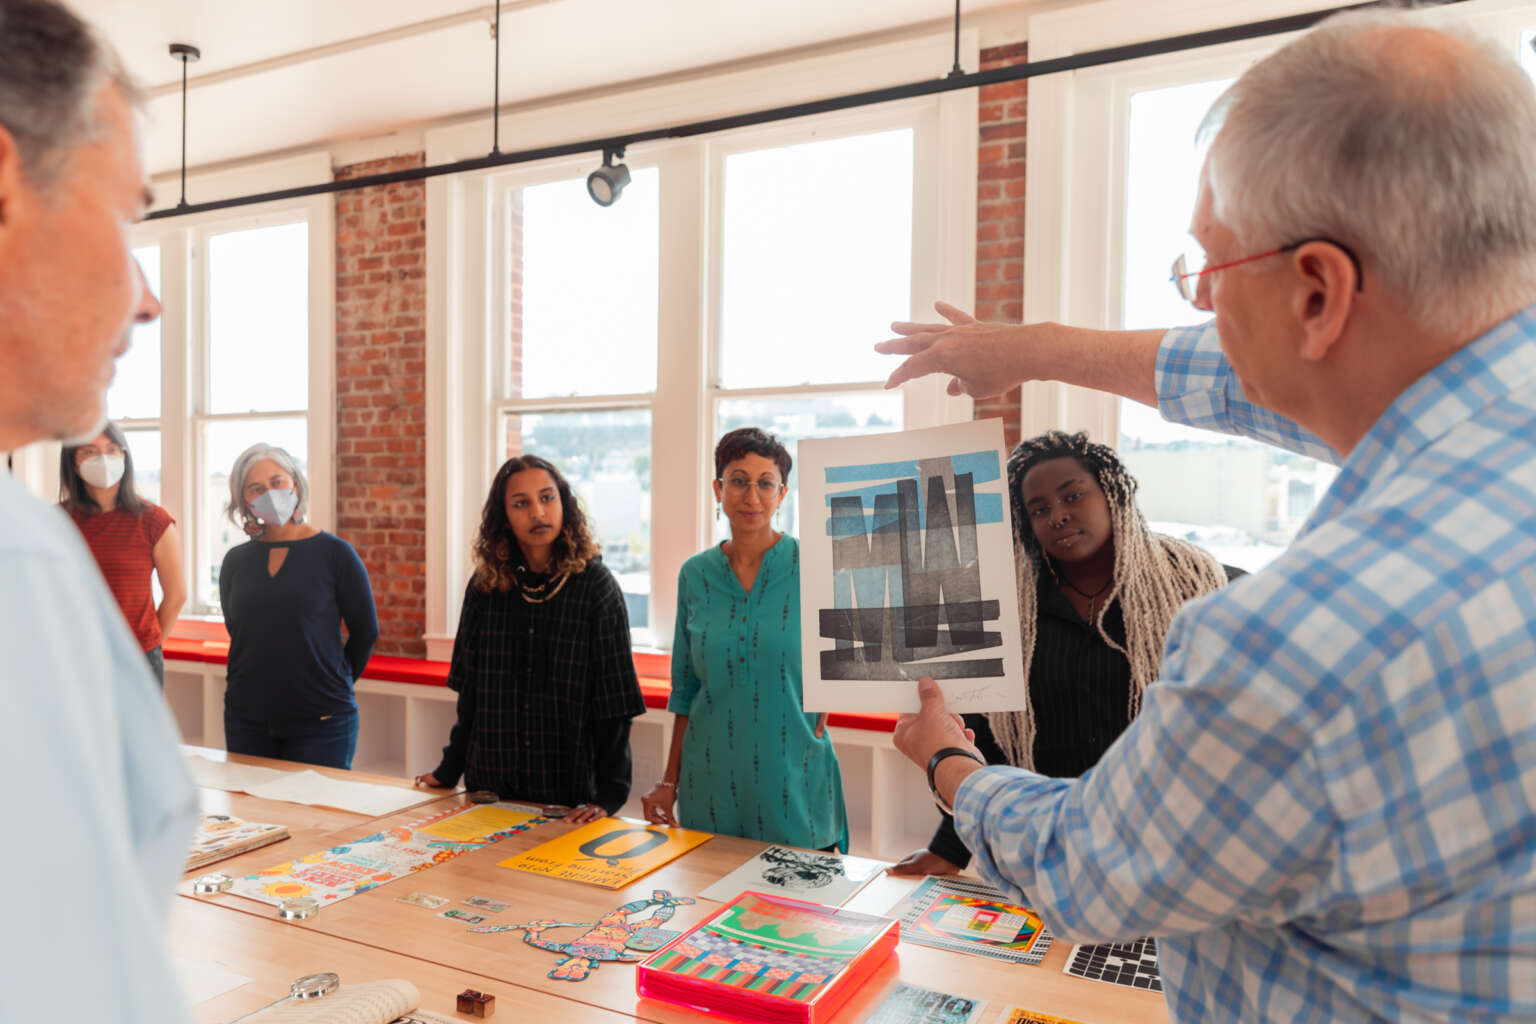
[145,0,1471,221]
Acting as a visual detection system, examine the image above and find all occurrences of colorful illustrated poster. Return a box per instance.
[229,803,546,906]
[890,876,1052,965]
[640,891,897,1007]
[797,420,1027,713]
[861,983,987,1024]
[498,817,711,889]
[701,846,890,906]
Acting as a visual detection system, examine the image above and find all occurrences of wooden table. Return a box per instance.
[177,750,1169,1024]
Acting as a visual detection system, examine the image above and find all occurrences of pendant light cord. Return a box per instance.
[491,1,503,155]
[178,55,189,207]
[949,0,963,78]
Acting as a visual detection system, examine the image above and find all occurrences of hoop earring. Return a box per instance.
[1042,554,1061,586]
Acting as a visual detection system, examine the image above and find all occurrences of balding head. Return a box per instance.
[1201,10,1536,337]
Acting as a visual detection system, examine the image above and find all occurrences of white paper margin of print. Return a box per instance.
[798,419,1026,713]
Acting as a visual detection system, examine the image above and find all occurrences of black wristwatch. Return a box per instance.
[926,747,988,815]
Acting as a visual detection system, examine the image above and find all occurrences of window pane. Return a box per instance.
[208,222,309,413]
[503,409,651,630]
[514,170,659,398]
[1119,79,1334,572]
[200,418,307,611]
[121,428,165,605]
[719,129,913,388]
[714,393,903,543]
[122,428,162,507]
[109,245,161,420]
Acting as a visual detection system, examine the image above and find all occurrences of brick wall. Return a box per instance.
[973,41,1028,452]
[334,154,429,657]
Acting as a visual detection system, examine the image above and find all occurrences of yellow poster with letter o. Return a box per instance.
[498,817,712,888]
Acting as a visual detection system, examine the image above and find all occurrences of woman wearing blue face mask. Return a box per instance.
[218,443,378,769]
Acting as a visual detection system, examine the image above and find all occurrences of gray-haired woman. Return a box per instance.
[218,443,378,769]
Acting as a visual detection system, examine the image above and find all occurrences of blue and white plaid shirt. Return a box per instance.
[955,313,1536,1022]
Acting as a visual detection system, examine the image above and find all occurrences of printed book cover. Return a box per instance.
[889,876,1052,965]
[185,814,289,871]
[637,890,898,1024]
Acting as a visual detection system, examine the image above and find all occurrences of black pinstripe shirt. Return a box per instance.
[432,558,645,812]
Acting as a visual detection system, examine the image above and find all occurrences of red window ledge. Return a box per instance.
[162,639,897,733]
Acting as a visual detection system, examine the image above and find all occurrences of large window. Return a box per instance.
[438,78,974,652]
[198,220,312,610]
[1117,77,1334,571]
[129,174,333,618]
[709,130,911,543]
[111,245,164,504]
[496,167,660,628]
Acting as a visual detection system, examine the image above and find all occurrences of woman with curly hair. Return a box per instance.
[892,430,1239,875]
[415,454,644,823]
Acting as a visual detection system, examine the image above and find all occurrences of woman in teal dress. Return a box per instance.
[641,427,848,851]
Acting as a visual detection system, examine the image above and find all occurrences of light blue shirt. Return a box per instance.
[955,315,1536,1022]
[1,472,197,1021]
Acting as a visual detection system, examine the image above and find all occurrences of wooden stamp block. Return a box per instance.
[456,988,495,1017]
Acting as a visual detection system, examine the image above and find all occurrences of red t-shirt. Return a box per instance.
[68,502,175,652]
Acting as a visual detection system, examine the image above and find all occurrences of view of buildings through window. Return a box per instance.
[502,128,913,636]
[1118,77,1336,571]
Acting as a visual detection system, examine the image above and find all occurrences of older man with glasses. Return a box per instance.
[883,9,1536,1023]
[0,1,196,1020]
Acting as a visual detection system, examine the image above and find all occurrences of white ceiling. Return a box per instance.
[72,0,1038,178]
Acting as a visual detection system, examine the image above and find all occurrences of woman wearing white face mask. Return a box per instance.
[59,422,187,686]
[219,443,379,769]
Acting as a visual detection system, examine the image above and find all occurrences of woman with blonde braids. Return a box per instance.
[891,430,1239,875]
[414,454,644,823]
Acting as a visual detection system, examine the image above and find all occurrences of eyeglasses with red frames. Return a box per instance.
[1170,236,1364,305]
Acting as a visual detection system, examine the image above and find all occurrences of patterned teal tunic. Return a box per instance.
[669,536,848,851]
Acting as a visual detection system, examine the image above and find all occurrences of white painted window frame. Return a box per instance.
[130,152,336,622]
[425,30,979,658]
[1023,0,1536,445]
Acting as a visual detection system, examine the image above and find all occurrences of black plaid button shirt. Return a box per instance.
[432,558,645,812]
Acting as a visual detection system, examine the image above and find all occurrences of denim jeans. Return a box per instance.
[224,709,360,770]
[144,646,164,688]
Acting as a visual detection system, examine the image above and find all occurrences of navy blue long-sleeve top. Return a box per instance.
[219,531,378,721]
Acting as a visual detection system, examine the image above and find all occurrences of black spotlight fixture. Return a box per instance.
[586,146,631,207]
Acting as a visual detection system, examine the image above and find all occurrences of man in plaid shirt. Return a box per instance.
[882,10,1536,1022]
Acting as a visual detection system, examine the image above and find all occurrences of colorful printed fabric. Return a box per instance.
[958,315,1536,1021]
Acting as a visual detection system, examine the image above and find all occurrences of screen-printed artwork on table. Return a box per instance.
[798,420,1027,713]
[699,845,889,906]
[1063,937,1162,991]
[889,875,1052,965]
[466,889,693,982]
[861,982,987,1024]
[229,803,545,907]
[497,817,712,889]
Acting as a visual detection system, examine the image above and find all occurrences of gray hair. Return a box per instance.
[1200,8,1536,336]
[226,443,310,532]
[0,0,142,189]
